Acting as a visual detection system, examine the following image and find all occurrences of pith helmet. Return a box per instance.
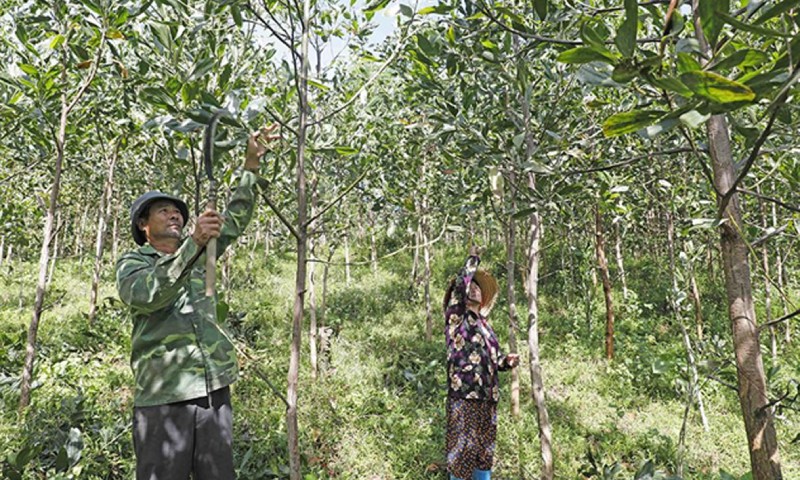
[129,191,189,246]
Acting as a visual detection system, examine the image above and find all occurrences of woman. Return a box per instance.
[443,247,519,480]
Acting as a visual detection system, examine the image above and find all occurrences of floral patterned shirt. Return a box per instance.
[444,255,511,402]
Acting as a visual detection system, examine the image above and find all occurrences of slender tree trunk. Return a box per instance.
[308,184,319,381]
[46,211,60,289]
[690,272,703,340]
[772,202,789,344]
[89,143,119,323]
[505,170,520,417]
[369,215,378,275]
[667,212,709,474]
[525,176,554,479]
[111,199,119,262]
[344,232,351,285]
[20,56,71,410]
[757,189,777,365]
[0,235,5,268]
[692,6,782,476]
[594,204,614,360]
[411,220,421,288]
[614,221,628,299]
[286,0,311,476]
[422,212,433,342]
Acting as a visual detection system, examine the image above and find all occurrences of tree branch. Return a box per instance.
[65,30,106,116]
[246,2,299,61]
[305,168,369,228]
[307,214,450,266]
[564,147,696,175]
[312,22,417,126]
[257,179,300,240]
[738,188,800,214]
[759,307,800,331]
[750,224,788,249]
[718,58,800,215]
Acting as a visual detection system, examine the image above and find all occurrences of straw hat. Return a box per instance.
[443,269,499,317]
[473,269,499,317]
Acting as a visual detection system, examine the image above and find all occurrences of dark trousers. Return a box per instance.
[133,387,234,480]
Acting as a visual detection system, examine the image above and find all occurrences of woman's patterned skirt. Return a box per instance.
[446,397,497,479]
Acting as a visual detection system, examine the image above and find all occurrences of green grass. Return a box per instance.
[0,248,798,479]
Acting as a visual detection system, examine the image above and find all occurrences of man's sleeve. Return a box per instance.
[216,169,258,256]
[116,240,201,313]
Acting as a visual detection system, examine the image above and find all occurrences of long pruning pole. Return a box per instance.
[203,110,227,297]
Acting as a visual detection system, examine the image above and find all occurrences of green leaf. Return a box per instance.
[399,4,413,17]
[612,62,638,83]
[652,360,668,374]
[49,34,65,49]
[754,0,800,25]
[216,300,229,323]
[446,26,456,44]
[335,146,359,155]
[581,23,605,49]
[556,47,616,65]
[717,10,790,37]
[680,71,755,103]
[711,49,770,72]
[699,0,729,47]
[230,4,242,27]
[18,64,38,76]
[364,0,390,14]
[307,78,329,91]
[534,0,547,20]
[614,0,638,58]
[418,6,437,14]
[603,110,666,137]
[677,52,701,73]
[190,58,215,81]
[649,76,693,96]
[513,206,538,219]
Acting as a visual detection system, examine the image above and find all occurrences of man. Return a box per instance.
[116,126,278,480]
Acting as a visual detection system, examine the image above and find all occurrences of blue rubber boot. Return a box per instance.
[450,475,463,480]
[472,470,491,480]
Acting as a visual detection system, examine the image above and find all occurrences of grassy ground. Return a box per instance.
[0,245,798,479]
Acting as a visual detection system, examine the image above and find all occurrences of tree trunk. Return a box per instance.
[46,212,60,289]
[20,51,73,410]
[524,176,554,479]
[76,204,90,266]
[308,185,319,381]
[594,204,614,360]
[690,272,703,340]
[667,211,709,462]
[286,0,311,476]
[370,215,378,275]
[772,202,789,344]
[411,220,421,288]
[422,212,433,342]
[111,198,119,262]
[505,170,520,418]
[89,142,119,323]
[707,115,782,479]
[692,6,782,476]
[0,235,5,268]
[757,188,776,365]
[344,231,351,285]
[614,221,628,299]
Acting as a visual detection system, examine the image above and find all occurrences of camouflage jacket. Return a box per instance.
[116,170,258,407]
